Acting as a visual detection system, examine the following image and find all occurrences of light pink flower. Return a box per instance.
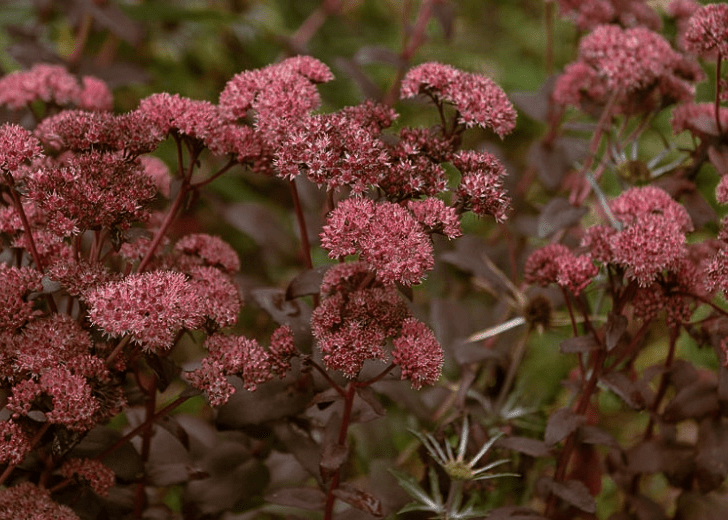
[0,123,43,174]
[407,198,462,238]
[175,233,241,273]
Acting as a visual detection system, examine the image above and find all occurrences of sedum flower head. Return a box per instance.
[684,3,728,58]
[524,244,597,295]
[175,233,241,273]
[0,123,43,174]
[0,265,43,330]
[453,150,511,222]
[392,318,444,389]
[60,458,115,496]
[320,198,435,286]
[401,62,516,138]
[0,482,80,520]
[84,271,205,351]
[0,420,32,465]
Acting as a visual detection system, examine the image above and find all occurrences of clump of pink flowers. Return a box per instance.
[0,51,515,517]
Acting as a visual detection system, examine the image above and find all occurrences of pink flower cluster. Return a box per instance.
[186,326,295,406]
[400,62,516,138]
[524,243,598,296]
[60,458,116,496]
[0,63,113,112]
[320,198,435,286]
[554,0,662,31]
[0,482,81,520]
[553,24,700,113]
[684,3,728,58]
[311,262,443,387]
[452,150,511,222]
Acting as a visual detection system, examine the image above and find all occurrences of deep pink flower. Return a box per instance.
[0,420,32,465]
[401,62,516,137]
[0,265,43,330]
[47,259,121,297]
[610,213,687,286]
[175,234,241,273]
[187,333,275,405]
[452,150,510,221]
[581,225,617,263]
[407,198,462,239]
[0,482,81,520]
[311,282,410,378]
[84,271,205,351]
[137,93,223,144]
[392,318,443,389]
[0,64,79,110]
[524,244,597,294]
[554,24,698,113]
[79,76,114,111]
[684,3,728,58]
[609,185,693,232]
[219,56,333,123]
[186,266,241,329]
[26,151,157,234]
[275,107,391,193]
[10,314,92,378]
[672,101,728,138]
[269,325,296,378]
[320,198,435,285]
[555,0,661,32]
[60,458,115,496]
[0,123,43,174]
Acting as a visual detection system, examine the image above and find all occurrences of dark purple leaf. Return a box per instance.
[271,420,323,483]
[537,197,588,238]
[186,458,268,515]
[560,334,599,354]
[69,425,143,481]
[626,440,694,477]
[511,76,556,123]
[668,360,700,391]
[682,187,717,229]
[335,57,383,100]
[83,0,144,45]
[675,490,728,520]
[286,265,331,300]
[605,312,628,351]
[486,506,548,519]
[600,372,648,410]
[224,202,296,258]
[538,477,596,513]
[333,483,383,517]
[432,2,455,40]
[320,413,348,481]
[217,372,313,427]
[250,287,312,333]
[626,494,668,520]
[708,145,728,176]
[266,487,327,510]
[496,436,550,457]
[354,46,407,68]
[578,425,619,448]
[544,408,585,446]
[695,418,728,492]
[663,380,720,422]
[355,386,387,419]
[718,366,728,404]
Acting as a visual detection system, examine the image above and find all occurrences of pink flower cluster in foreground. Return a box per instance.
[0,53,516,511]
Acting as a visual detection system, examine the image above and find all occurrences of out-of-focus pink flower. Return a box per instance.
[60,458,115,496]
[320,198,434,285]
[553,24,698,113]
[392,318,443,389]
[0,64,80,110]
[554,0,661,32]
[175,234,241,273]
[684,3,728,58]
[79,76,114,111]
[581,225,617,263]
[716,175,728,204]
[269,325,296,378]
[672,101,728,138]
[401,62,516,138]
[524,243,597,295]
[84,271,205,351]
